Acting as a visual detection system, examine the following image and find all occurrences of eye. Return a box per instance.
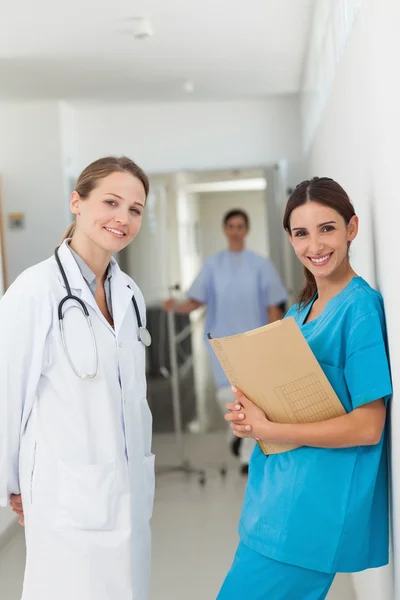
[105,199,117,207]
[294,230,307,237]
[130,207,142,216]
[322,225,335,233]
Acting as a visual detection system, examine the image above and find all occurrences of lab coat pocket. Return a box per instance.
[57,460,117,531]
[143,454,155,521]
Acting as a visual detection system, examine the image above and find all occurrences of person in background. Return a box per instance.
[164,209,288,473]
[219,178,392,599]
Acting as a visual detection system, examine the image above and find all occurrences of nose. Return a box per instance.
[114,206,129,225]
[308,234,324,255]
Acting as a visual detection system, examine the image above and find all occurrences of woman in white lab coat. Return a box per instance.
[0,156,155,600]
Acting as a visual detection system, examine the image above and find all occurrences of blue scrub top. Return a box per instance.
[188,249,288,388]
[239,277,392,574]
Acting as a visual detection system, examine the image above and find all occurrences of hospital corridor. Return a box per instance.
[1,1,400,599]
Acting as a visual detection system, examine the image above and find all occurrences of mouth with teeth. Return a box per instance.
[308,252,333,267]
[104,227,126,238]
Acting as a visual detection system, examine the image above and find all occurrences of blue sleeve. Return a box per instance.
[344,311,392,409]
[187,261,210,304]
[260,260,288,307]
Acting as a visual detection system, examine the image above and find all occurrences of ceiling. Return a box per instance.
[0,0,315,101]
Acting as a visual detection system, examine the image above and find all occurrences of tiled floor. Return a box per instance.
[0,432,356,599]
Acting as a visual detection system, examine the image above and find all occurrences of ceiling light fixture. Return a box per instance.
[131,17,154,40]
[183,80,195,94]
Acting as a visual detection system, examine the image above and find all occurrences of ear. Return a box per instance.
[347,215,359,242]
[70,191,81,216]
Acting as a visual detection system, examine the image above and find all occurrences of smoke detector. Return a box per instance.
[131,17,154,39]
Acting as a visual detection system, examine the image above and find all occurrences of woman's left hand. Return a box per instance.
[10,494,24,527]
[224,387,274,440]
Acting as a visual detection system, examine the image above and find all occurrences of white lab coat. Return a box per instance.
[0,241,155,600]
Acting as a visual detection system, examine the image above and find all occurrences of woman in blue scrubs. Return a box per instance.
[218,177,392,599]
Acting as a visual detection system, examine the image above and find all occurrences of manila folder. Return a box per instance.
[208,316,346,455]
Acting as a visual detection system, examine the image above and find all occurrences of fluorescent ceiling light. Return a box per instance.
[184,178,267,193]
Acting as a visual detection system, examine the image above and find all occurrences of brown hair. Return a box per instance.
[283,177,356,307]
[223,209,250,228]
[61,156,149,243]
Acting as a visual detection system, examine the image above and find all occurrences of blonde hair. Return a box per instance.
[61,156,149,243]
[62,221,76,242]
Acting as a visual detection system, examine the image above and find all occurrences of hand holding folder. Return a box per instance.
[208,317,346,455]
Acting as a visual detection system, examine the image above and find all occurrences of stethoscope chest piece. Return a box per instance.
[139,327,152,347]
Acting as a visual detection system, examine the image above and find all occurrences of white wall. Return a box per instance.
[0,101,68,284]
[304,1,400,598]
[198,190,268,259]
[71,97,301,175]
[59,101,80,199]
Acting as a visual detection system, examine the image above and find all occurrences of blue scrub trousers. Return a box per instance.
[217,543,335,600]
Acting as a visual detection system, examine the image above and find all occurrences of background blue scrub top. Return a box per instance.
[188,249,288,388]
[239,277,392,573]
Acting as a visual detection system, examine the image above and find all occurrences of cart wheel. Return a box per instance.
[220,466,227,478]
[199,471,206,486]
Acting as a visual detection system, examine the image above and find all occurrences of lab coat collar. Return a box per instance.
[55,240,134,337]
[110,266,136,338]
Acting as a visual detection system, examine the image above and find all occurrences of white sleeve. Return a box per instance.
[0,273,52,506]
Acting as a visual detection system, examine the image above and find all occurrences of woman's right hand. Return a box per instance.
[10,494,24,527]
[163,299,176,312]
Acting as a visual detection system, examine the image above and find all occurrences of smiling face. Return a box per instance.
[70,171,146,253]
[288,201,358,281]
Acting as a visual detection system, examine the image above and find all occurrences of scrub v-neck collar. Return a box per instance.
[300,276,362,327]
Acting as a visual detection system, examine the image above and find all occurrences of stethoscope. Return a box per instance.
[54,247,152,380]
